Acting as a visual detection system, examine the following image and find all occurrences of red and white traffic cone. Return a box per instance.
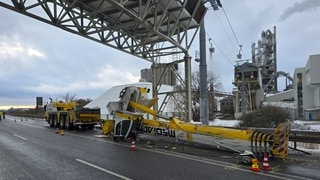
[130,139,136,151]
[261,152,271,171]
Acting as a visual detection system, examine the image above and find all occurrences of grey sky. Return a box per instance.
[0,0,319,109]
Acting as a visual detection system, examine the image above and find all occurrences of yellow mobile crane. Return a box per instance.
[103,86,290,159]
[45,100,100,130]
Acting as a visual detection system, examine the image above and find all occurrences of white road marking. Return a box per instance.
[13,134,28,141]
[75,159,132,180]
[94,135,109,138]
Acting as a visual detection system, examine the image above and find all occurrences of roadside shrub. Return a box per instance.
[240,105,291,128]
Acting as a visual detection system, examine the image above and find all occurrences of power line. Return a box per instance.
[213,10,238,52]
[206,3,245,63]
[221,7,246,59]
[204,0,244,65]
[206,32,234,66]
[222,8,240,46]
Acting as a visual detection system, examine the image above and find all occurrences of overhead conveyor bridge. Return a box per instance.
[0,0,207,122]
[0,0,206,61]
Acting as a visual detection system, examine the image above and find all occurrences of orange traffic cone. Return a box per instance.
[55,128,59,134]
[130,139,136,151]
[250,158,260,172]
[60,130,64,136]
[261,153,271,171]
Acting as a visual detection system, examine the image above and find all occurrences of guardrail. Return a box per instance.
[290,130,320,143]
[289,130,320,153]
[237,127,320,144]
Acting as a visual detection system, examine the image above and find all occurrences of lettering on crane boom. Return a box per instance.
[143,126,176,138]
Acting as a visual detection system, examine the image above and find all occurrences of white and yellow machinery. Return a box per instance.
[103,86,290,159]
[45,101,100,130]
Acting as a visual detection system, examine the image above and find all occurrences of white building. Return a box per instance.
[294,54,320,120]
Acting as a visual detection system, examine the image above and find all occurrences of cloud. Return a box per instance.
[0,36,46,77]
[24,83,76,94]
[0,41,23,58]
[0,39,46,59]
[96,64,140,86]
[279,0,320,21]
[26,47,45,58]
[22,64,140,96]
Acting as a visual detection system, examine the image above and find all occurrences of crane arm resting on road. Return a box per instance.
[103,86,290,159]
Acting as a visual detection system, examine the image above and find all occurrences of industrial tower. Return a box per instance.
[233,27,277,118]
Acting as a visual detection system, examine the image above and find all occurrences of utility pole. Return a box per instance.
[199,0,221,125]
[199,18,209,125]
[185,54,193,122]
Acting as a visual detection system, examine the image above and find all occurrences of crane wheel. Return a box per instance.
[65,115,73,130]
[53,115,59,128]
[49,115,54,127]
[59,115,65,129]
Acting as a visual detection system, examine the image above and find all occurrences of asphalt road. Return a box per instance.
[0,116,318,180]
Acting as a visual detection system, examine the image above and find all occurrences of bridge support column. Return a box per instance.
[185,55,192,122]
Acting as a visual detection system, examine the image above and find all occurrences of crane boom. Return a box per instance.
[104,86,290,159]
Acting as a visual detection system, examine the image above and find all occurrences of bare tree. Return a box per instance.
[61,93,77,103]
[191,71,223,121]
[75,98,92,108]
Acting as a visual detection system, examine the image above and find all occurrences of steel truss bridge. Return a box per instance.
[0,0,205,61]
[0,0,207,121]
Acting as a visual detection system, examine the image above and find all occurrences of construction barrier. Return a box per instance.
[272,123,290,159]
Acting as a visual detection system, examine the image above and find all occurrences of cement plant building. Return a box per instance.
[294,54,320,120]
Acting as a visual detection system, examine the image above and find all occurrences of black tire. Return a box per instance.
[59,115,65,129]
[53,115,59,128]
[49,115,54,127]
[87,124,95,130]
[65,115,73,130]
